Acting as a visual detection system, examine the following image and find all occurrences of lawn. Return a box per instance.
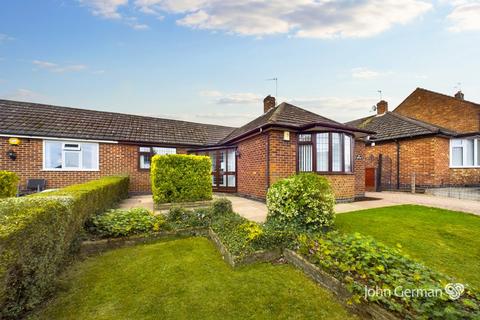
[335,204,480,289]
[30,237,356,320]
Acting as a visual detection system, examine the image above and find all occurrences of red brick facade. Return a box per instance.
[1,130,366,201]
[0,137,187,193]
[236,129,366,201]
[394,89,480,133]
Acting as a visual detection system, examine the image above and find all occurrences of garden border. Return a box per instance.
[283,249,401,320]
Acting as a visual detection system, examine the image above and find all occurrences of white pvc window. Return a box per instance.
[332,133,342,172]
[450,138,480,168]
[44,140,99,170]
[139,146,176,169]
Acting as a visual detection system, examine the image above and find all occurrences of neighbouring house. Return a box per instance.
[0,96,372,202]
[348,88,480,191]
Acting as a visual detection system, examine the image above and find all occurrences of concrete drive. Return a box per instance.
[118,191,480,223]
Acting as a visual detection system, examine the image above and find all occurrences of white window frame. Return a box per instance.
[43,140,100,171]
[449,138,480,168]
[139,146,176,170]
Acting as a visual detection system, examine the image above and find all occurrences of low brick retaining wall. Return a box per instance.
[283,249,401,320]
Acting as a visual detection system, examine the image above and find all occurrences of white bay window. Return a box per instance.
[44,140,99,170]
[450,138,480,168]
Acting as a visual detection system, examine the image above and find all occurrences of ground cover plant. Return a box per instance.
[0,176,129,319]
[151,154,212,204]
[335,205,480,289]
[89,207,164,237]
[0,171,18,198]
[297,231,480,319]
[29,237,356,320]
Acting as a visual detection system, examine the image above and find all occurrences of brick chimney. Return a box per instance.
[263,95,276,113]
[454,90,464,100]
[376,100,388,115]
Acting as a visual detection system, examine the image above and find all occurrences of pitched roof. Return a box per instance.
[220,102,370,143]
[396,87,480,111]
[346,112,457,142]
[0,99,235,146]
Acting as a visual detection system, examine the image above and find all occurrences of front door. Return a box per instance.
[365,168,375,190]
[201,149,237,192]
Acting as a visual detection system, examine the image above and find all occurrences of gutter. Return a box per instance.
[0,134,118,144]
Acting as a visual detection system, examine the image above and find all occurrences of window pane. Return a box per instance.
[316,133,329,171]
[140,154,150,169]
[477,139,480,166]
[298,134,311,142]
[152,147,176,155]
[219,151,226,172]
[45,141,62,169]
[209,152,217,171]
[227,149,236,172]
[64,151,80,168]
[452,147,463,166]
[332,133,342,172]
[82,143,97,169]
[219,174,226,187]
[465,139,474,166]
[227,175,236,187]
[299,144,313,172]
[139,147,151,152]
[344,135,352,172]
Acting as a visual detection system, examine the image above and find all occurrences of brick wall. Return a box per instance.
[236,133,268,199]
[364,136,480,189]
[394,89,480,133]
[237,130,364,202]
[0,137,187,193]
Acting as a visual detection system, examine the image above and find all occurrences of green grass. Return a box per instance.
[335,205,480,288]
[30,237,355,320]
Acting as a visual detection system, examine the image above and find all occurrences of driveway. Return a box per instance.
[119,191,480,224]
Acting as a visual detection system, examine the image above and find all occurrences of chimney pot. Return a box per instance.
[376,100,388,115]
[454,90,464,100]
[263,95,276,113]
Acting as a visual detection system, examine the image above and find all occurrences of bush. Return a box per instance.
[212,197,233,217]
[0,171,18,198]
[165,207,212,229]
[0,176,129,319]
[266,173,335,233]
[297,232,480,319]
[90,208,164,237]
[151,154,212,204]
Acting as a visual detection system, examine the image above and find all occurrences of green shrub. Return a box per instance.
[212,197,233,216]
[0,171,18,198]
[90,208,164,237]
[297,232,480,319]
[266,173,335,233]
[165,207,212,229]
[0,176,129,319]
[151,154,212,204]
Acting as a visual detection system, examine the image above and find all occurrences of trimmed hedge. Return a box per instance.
[151,154,212,204]
[0,176,129,319]
[266,173,335,233]
[297,232,480,319]
[0,171,19,198]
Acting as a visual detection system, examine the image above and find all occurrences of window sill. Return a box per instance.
[42,169,100,172]
[449,166,480,169]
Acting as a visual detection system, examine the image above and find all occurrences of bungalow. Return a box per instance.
[0,96,372,202]
[348,88,480,191]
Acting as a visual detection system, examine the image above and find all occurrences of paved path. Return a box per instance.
[118,191,480,223]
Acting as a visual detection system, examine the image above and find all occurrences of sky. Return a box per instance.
[0,0,479,127]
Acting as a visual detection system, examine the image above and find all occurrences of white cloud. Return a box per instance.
[200,90,262,104]
[33,60,87,73]
[1,89,51,103]
[447,1,480,32]
[0,33,14,44]
[351,67,382,79]
[79,0,128,19]
[133,0,432,38]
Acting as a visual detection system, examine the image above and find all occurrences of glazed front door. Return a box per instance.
[208,149,237,192]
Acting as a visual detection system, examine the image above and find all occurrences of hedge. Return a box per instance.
[0,171,19,198]
[151,154,212,204]
[0,175,129,319]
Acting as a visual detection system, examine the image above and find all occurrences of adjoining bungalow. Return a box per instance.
[0,96,372,202]
[348,88,480,192]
